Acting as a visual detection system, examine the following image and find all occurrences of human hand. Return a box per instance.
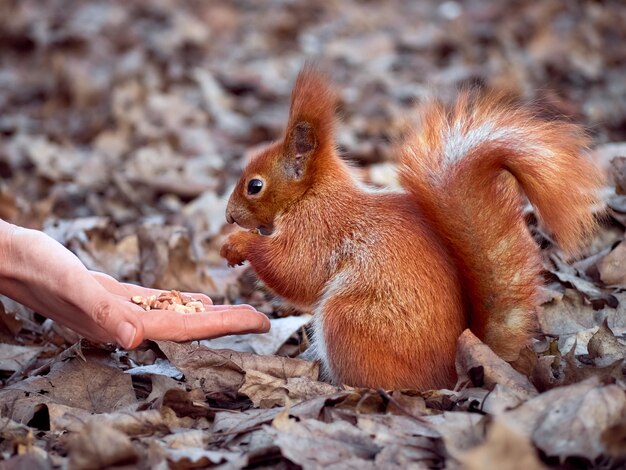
[0,221,270,348]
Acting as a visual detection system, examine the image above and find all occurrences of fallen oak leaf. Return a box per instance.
[268,412,380,468]
[67,420,139,470]
[588,318,626,360]
[52,408,169,436]
[0,344,44,373]
[156,341,319,400]
[455,330,538,400]
[550,336,624,387]
[598,241,626,286]
[240,370,340,408]
[424,411,485,461]
[0,351,136,424]
[155,388,213,420]
[212,391,355,436]
[459,419,546,470]
[499,377,626,461]
[550,270,616,306]
[538,288,602,335]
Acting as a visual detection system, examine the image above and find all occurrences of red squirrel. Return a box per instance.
[220,65,603,390]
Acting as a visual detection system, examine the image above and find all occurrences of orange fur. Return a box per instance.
[221,68,603,389]
[398,92,602,359]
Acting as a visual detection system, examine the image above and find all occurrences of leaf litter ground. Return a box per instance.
[1,0,626,468]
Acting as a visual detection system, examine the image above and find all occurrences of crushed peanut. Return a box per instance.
[131,290,206,313]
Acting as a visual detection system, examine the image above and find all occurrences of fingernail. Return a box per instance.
[116,321,136,349]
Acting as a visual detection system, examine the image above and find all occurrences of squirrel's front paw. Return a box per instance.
[220,231,253,267]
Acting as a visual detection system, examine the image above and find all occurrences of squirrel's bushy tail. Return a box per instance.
[398,92,603,359]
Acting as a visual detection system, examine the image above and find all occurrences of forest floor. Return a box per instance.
[1,0,626,468]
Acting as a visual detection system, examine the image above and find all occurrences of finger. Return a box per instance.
[85,294,147,349]
[90,272,214,306]
[140,308,271,342]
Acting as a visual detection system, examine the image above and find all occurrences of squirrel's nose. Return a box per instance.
[226,211,236,224]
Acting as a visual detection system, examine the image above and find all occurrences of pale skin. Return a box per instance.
[0,219,270,348]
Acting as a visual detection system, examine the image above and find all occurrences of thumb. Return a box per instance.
[89,298,145,349]
[115,319,143,349]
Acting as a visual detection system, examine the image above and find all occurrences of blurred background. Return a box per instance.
[1,0,625,313]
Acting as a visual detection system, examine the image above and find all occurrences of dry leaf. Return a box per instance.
[539,289,601,335]
[0,353,136,423]
[156,341,319,399]
[201,314,313,356]
[240,370,339,408]
[268,413,380,469]
[587,320,625,360]
[500,377,626,461]
[67,421,138,469]
[425,412,485,460]
[0,344,43,373]
[455,329,538,400]
[598,241,626,286]
[460,420,546,470]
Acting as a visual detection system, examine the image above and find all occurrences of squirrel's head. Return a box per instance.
[225,64,338,235]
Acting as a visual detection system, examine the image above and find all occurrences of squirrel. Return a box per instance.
[220,65,603,390]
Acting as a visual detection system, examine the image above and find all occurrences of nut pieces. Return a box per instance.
[131,290,206,314]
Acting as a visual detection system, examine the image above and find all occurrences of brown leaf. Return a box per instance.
[0,301,24,337]
[459,420,546,470]
[550,270,609,303]
[588,320,625,360]
[356,415,442,467]
[480,384,526,415]
[0,344,43,373]
[539,289,600,335]
[54,408,169,436]
[424,411,485,460]
[67,421,139,469]
[500,377,626,461]
[212,391,354,436]
[385,391,429,417]
[268,412,380,468]
[455,330,538,400]
[240,371,339,408]
[595,144,626,190]
[0,352,136,424]
[156,341,319,400]
[598,241,626,286]
[157,388,212,419]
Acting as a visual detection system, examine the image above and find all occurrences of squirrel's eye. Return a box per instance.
[247,179,263,195]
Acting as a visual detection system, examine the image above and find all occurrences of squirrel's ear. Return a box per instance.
[282,64,336,180]
[284,121,316,179]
